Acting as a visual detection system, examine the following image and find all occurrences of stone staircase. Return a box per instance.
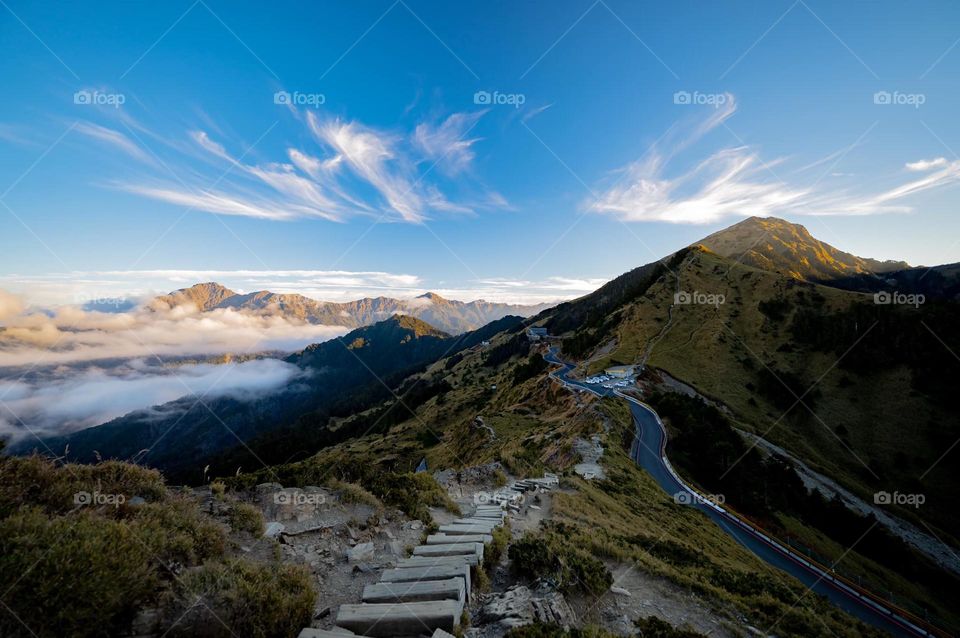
[300,504,505,638]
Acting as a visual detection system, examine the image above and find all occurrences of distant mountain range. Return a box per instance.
[151,283,553,334]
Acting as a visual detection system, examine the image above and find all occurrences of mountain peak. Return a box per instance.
[385,313,451,338]
[153,282,237,311]
[696,216,909,281]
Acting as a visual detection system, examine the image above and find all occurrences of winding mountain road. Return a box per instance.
[544,346,938,638]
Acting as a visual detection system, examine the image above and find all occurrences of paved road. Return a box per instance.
[544,347,933,638]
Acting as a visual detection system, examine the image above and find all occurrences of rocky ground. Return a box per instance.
[225,464,736,638]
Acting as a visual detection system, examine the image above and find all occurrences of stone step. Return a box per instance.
[451,518,498,526]
[397,554,479,568]
[432,629,457,638]
[426,533,492,545]
[451,518,499,528]
[380,563,471,597]
[361,578,465,604]
[440,524,496,535]
[414,543,483,559]
[298,629,356,638]
[335,600,464,638]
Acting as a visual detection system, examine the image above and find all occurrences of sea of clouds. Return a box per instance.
[0,290,345,443]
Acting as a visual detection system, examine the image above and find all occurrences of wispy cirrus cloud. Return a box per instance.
[412,111,485,176]
[76,121,156,166]
[589,95,960,224]
[92,106,504,225]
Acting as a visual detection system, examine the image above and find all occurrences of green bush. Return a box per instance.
[484,520,511,570]
[366,472,460,522]
[161,558,316,638]
[130,498,226,565]
[0,508,156,637]
[227,502,265,536]
[634,616,707,637]
[508,529,612,595]
[210,480,226,498]
[327,479,382,509]
[0,455,166,518]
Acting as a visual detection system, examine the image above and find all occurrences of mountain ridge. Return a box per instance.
[151,284,552,334]
[697,216,910,282]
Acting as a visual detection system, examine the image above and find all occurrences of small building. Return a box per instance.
[526,327,549,341]
[604,365,635,379]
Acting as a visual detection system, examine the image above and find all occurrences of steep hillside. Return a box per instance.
[827,261,960,301]
[152,283,552,334]
[230,301,887,637]
[20,315,515,482]
[574,247,959,533]
[698,216,909,281]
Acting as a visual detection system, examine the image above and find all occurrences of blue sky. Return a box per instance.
[2,0,959,305]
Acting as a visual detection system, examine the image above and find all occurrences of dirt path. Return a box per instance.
[574,563,736,638]
[639,272,681,368]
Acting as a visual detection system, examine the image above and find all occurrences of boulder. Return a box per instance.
[345,542,375,564]
[482,585,534,627]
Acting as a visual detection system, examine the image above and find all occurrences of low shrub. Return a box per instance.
[0,508,156,637]
[227,502,265,536]
[634,616,706,637]
[161,558,315,638]
[210,480,226,498]
[0,455,166,518]
[327,478,383,510]
[366,472,460,522]
[484,520,511,570]
[508,529,612,596]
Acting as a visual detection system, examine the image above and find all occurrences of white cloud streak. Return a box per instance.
[412,111,485,176]
[93,107,506,225]
[905,157,948,172]
[589,96,960,224]
[76,121,155,165]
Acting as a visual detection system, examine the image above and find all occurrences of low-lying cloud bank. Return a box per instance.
[0,291,344,444]
[0,358,305,444]
[0,293,346,367]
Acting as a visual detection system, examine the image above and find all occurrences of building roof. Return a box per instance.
[604,365,635,373]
